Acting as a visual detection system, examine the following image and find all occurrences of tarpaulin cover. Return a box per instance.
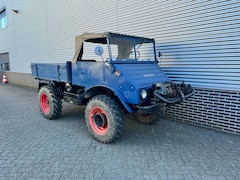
[72,32,154,63]
[72,32,108,63]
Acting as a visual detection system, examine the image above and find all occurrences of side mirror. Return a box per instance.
[94,46,104,56]
[158,51,162,58]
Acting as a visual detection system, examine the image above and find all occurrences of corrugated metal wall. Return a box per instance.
[51,0,232,91]
[116,1,240,91]
[1,0,239,91]
[156,1,240,91]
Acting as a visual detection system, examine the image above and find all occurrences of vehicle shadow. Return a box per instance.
[58,102,191,146]
[57,102,165,143]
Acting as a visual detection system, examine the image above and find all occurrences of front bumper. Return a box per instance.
[154,89,195,104]
[137,103,162,114]
[135,82,195,114]
[136,87,194,114]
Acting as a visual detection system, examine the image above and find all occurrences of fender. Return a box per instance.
[83,85,135,113]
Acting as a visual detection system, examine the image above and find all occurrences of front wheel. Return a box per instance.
[134,111,163,125]
[38,85,62,119]
[85,95,124,143]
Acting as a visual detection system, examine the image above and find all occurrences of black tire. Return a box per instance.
[38,85,62,119]
[85,95,124,143]
[134,111,162,125]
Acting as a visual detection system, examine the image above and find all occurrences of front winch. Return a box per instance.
[153,81,194,104]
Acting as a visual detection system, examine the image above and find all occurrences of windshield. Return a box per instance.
[78,33,156,62]
[108,36,156,61]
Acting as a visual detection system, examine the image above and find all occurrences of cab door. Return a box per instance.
[72,61,104,87]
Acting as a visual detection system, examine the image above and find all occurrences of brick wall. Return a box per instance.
[165,88,240,135]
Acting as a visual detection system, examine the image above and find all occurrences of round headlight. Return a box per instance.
[141,89,148,99]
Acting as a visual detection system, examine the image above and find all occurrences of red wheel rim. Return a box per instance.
[89,106,108,135]
[40,93,50,113]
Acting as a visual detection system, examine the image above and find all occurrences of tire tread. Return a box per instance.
[85,95,124,143]
[38,85,62,119]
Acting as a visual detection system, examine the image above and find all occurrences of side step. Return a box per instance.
[63,92,82,105]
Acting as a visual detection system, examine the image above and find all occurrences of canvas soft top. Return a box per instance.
[72,32,154,63]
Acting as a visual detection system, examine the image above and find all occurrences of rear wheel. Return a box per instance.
[85,95,124,143]
[38,85,62,119]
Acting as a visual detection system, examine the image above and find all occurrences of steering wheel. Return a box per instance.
[130,51,140,60]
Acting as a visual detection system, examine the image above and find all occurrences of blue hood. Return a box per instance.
[113,62,170,88]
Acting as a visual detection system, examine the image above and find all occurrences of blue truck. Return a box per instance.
[31,32,194,143]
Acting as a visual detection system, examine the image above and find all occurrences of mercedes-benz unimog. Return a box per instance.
[31,32,194,143]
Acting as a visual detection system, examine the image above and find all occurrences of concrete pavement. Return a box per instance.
[0,83,240,179]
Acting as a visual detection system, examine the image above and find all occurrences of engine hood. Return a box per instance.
[113,62,170,89]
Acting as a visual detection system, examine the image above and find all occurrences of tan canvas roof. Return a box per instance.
[72,32,108,63]
[72,32,154,63]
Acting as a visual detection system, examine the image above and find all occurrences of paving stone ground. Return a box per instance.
[0,83,240,180]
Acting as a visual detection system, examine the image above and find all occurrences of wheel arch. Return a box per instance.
[38,79,64,97]
[83,86,135,113]
[38,79,50,90]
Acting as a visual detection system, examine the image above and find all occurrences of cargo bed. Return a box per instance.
[31,61,72,82]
